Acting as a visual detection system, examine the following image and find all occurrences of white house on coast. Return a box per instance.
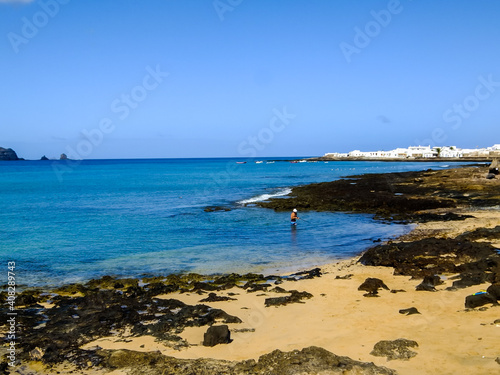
[323,144,499,159]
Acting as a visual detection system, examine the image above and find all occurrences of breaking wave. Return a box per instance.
[238,188,292,204]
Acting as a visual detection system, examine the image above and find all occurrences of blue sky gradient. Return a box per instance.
[1,0,499,159]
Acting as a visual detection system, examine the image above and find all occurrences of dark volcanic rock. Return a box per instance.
[258,166,500,220]
[16,288,242,365]
[399,307,420,315]
[40,155,49,160]
[487,284,500,300]
[416,275,442,292]
[203,325,231,346]
[413,212,474,223]
[336,274,354,280]
[0,147,19,160]
[199,292,237,302]
[358,278,389,296]
[370,338,419,361]
[359,237,499,278]
[244,282,271,293]
[465,293,498,309]
[452,272,492,289]
[265,290,313,307]
[456,226,500,242]
[292,267,322,279]
[99,346,397,374]
[204,206,232,212]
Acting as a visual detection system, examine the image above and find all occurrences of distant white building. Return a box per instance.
[462,148,490,157]
[407,146,436,158]
[323,144,498,159]
[436,146,462,158]
[323,152,349,158]
[392,148,410,158]
[348,150,363,157]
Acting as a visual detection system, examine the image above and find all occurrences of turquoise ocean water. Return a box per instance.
[0,158,470,288]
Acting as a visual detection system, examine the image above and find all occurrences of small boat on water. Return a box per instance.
[236,161,247,164]
[255,161,263,164]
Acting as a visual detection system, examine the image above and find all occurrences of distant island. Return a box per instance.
[0,147,20,161]
[0,147,68,161]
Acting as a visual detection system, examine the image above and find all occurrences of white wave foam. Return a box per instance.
[238,188,292,204]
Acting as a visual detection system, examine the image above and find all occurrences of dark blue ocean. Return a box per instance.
[0,158,469,288]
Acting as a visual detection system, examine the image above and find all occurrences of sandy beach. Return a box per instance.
[72,209,499,375]
[4,165,500,375]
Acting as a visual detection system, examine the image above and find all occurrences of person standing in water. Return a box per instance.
[290,208,299,225]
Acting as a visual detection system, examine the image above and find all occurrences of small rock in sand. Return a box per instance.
[399,307,421,315]
[199,292,237,302]
[203,325,231,347]
[370,338,419,361]
[487,284,500,300]
[358,277,389,296]
[416,275,442,291]
[465,293,498,309]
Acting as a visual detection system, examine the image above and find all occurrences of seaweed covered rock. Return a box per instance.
[264,290,313,307]
[359,237,499,278]
[99,346,398,374]
[358,278,389,297]
[258,166,500,220]
[370,338,419,361]
[16,288,241,365]
[416,275,443,291]
[199,292,237,302]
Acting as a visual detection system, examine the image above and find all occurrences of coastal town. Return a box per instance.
[322,144,500,160]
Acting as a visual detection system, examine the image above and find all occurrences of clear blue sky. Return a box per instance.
[1,0,499,159]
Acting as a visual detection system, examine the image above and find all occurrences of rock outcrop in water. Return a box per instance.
[258,166,500,221]
[0,147,19,160]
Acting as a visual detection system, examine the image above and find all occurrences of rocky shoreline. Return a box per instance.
[2,165,500,375]
[257,164,500,221]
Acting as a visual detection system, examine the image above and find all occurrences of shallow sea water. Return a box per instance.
[0,158,470,287]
